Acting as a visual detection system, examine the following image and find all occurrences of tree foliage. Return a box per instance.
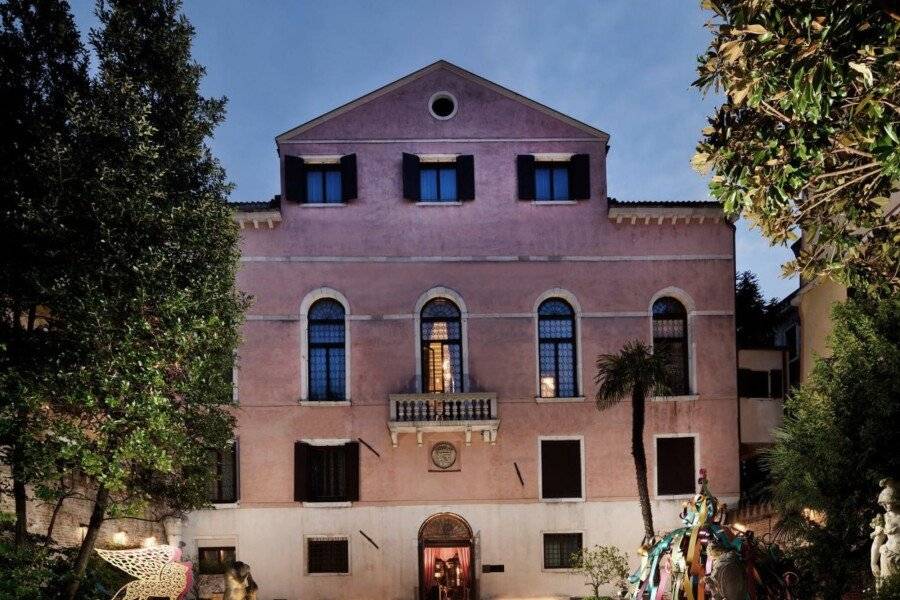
[0,0,90,547]
[694,0,900,295]
[570,544,629,600]
[596,341,671,542]
[765,296,900,599]
[735,270,779,347]
[1,0,246,597]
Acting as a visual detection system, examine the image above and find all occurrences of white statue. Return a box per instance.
[873,478,900,587]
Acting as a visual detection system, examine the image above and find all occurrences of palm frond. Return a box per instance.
[594,340,671,410]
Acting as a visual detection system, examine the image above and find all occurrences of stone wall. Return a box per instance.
[0,469,166,549]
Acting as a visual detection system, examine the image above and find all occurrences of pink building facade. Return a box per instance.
[182,61,739,600]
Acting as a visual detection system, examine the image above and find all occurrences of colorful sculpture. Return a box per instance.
[95,544,192,600]
[628,469,792,600]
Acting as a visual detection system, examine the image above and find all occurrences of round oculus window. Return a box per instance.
[429,92,457,120]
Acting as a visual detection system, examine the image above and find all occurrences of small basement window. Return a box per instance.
[307,537,349,574]
[198,547,236,575]
[543,533,582,569]
[429,92,457,120]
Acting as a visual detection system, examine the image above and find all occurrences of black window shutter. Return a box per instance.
[656,437,695,496]
[516,155,535,200]
[569,154,590,199]
[540,440,582,499]
[284,155,306,203]
[456,155,475,200]
[402,152,420,201]
[770,369,784,399]
[234,438,240,502]
[344,442,360,501]
[294,441,309,501]
[340,153,357,201]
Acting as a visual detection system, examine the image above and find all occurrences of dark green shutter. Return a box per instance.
[284,155,306,203]
[344,442,360,501]
[294,441,308,501]
[569,154,590,199]
[516,155,535,200]
[456,155,475,200]
[402,153,420,201]
[540,440,581,499]
[340,154,357,201]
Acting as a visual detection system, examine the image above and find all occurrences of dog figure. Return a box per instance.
[224,561,258,600]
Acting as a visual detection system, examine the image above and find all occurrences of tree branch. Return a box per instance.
[812,162,880,182]
[821,169,881,201]
[760,101,792,124]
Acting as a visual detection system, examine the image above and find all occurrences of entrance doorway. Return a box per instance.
[418,513,475,600]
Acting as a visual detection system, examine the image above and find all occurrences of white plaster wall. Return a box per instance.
[737,349,783,372]
[182,497,737,600]
[739,398,784,444]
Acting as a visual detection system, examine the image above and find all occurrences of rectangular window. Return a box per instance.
[295,442,360,503]
[738,369,783,399]
[737,369,771,398]
[207,443,238,504]
[198,546,236,575]
[419,164,458,202]
[534,164,570,200]
[656,436,696,496]
[307,538,349,574]
[540,439,582,500]
[543,533,582,569]
[305,166,343,204]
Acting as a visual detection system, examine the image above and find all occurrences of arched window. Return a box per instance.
[420,299,463,393]
[538,299,577,398]
[308,299,346,400]
[652,297,689,395]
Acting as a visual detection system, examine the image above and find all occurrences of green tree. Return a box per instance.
[766,297,900,599]
[734,270,779,347]
[0,0,89,548]
[693,1,900,296]
[595,341,671,542]
[1,1,250,596]
[570,544,629,600]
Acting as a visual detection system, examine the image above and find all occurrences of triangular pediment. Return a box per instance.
[276,60,608,142]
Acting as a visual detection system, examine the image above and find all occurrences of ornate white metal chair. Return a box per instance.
[95,544,192,600]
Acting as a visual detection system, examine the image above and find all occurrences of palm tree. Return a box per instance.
[595,340,671,543]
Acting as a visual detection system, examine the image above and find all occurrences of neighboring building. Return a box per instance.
[736,347,784,506]
[787,191,899,385]
[183,61,740,600]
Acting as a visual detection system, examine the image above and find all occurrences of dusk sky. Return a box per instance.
[69,0,798,299]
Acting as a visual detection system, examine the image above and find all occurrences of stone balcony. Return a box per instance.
[387,392,500,447]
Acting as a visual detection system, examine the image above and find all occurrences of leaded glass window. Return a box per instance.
[308,299,346,400]
[653,297,689,395]
[538,299,577,398]
[420,299,463,393]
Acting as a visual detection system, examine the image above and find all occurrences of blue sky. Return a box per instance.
[68,0,797,299]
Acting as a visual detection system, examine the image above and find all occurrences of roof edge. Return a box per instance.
[275,59,609,143]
